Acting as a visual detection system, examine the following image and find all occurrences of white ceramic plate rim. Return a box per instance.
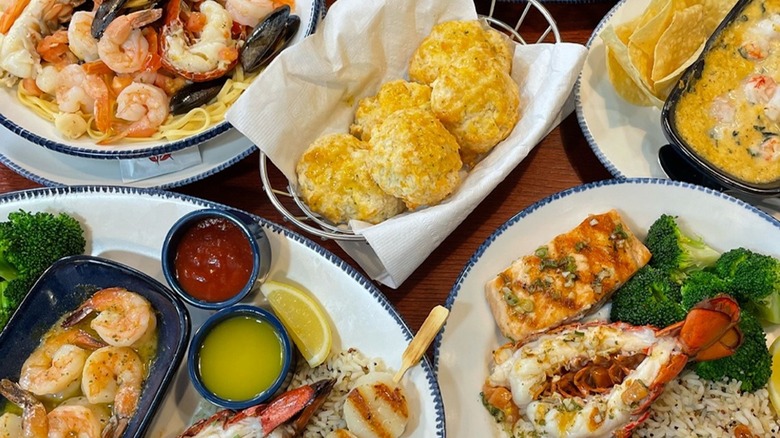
[574,0,669,179]
[0,125,255,188]
[432,177,780,437]
[0,186,445,437]
[0,0,322,160]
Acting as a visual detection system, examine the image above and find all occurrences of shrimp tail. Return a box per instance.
[61,303,97,328]
[102,414,129,438]
[0,379,37,408]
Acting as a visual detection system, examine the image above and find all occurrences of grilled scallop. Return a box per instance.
[325,430,359,438]
[343,372,409,438]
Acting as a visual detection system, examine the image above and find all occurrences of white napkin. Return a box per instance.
[226,0,587,288]
[119,147,202,183]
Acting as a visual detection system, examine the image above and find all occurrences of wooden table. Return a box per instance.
[0,1,615,334]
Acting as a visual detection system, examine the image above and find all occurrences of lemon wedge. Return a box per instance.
[767,335,780,414]
[261,280,333,368]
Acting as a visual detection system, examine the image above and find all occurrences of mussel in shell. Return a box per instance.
[240,5,300,73]
[90,0,129,39]
[169,77,228,115]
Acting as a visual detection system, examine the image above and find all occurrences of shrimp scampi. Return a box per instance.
[62,287,157,347]
[81,346,144,438]
[19,327,105,399]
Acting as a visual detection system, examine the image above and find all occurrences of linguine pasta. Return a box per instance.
[16,66,257,143]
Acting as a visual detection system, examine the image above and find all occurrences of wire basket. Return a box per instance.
[259,0,561,241]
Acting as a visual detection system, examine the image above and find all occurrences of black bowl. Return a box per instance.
[661,0,780,197]
[0,255,190,437]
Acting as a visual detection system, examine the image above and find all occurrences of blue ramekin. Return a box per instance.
[187,304,294,409]
[161,208,272,310]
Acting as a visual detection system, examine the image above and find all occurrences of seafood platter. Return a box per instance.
[436,179,780,437]
[0,186,445,437]
[0,0,322,159]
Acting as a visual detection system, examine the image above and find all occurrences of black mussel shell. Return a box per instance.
[91,0,129,39]
[169,77,229,115]
[241,6,300,73]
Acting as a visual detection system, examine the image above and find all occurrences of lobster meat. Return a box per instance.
[482,296,743,437]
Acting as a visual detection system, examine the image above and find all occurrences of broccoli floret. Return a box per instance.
[694,310,771,392]
[0,276,36,327]
[645,214,720,283]
[610,265,686,328]
[0,210,86,279]
[680,270,732,310]
[712,248,780,323]
[0,210,85,331]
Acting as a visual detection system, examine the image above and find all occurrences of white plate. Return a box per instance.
[0,124,255,188]
[0,186,445,437]
[433,178,780,437]
[575,0,669,179]
[0,0,321,159]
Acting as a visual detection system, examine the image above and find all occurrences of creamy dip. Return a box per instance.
[674,0,780,184]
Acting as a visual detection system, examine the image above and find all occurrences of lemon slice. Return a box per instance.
[768,335,780,414]
[261,280,333,368]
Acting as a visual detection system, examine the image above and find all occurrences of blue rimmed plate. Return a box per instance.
[433,178,780,437]
[575,0,668,179]
[0,0,322,160]
[0,186,445,437]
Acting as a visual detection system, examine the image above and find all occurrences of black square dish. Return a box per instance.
[662,0,780,197]
[0,255,190,437]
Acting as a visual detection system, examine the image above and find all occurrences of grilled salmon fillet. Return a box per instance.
[485,210,651,343]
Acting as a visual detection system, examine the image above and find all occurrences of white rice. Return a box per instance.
[501,370,780,437]
[190,348,384,437]
[279,347,387,437]
[635,370,780,437]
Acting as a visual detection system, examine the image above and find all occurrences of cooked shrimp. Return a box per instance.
[161,0,239,81]
[81,346,144,438]
[62,287,157,348]
[36,29,76,66]
[225,0,292,27]
[739,15,780,61]
[59,396,111,430]
[67,10,99,62]
[743,74,776,104]
[97,8,162,74]
[47,405,102,438]
[0,413,22,438]
[0,379,48,438]
[114,82,170,138]
[750,136,780,162]
[54,63,112,133]
[19,327,105,398]
[0,0,83,82]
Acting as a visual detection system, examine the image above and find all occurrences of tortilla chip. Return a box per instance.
[601,25,665,107]
[627,0,676,88]
[606,46,654,106]
[652,40,706,97]
[699,0,739,33]
[652,5,706,83]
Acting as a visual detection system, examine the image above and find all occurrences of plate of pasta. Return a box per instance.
[0,0,322,159]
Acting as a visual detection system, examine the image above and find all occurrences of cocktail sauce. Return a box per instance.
[174,217,253,302]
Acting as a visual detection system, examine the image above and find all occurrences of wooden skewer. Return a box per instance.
[393,305,450,383]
